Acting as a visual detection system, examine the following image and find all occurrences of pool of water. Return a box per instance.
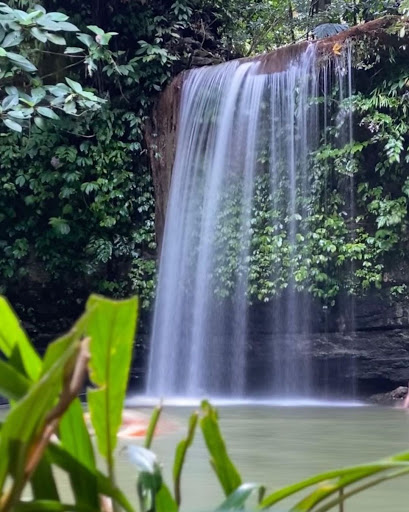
[2,403,409,511]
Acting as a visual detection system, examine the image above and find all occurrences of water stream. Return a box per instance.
[147,45,354,398]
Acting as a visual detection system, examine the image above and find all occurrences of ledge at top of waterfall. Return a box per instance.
[147,16,406,245]
[146,34,357,400]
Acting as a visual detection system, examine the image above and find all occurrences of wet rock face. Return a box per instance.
[246,292,409,397]
[369,386,408,406]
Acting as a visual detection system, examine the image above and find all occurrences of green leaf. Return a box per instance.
[0,330,82,492]
[46,33,66,45]
[0,2,13,14]
[47,84,70,96]
[64,47,83,54]
[37,106,60,120]
[1,31,24,48]
[156,484,178,512]
[49,217,70,235]
[0,47,6,57]
[200,400,242,496]
[87,25,104,36]
[34,116,46,130]
[217,483,260,510]
[173,411,198,506]
[86,295,138,462]
[2,94,19,110]
[4,86,18,96]
[31,456,59,501]
[57,21,79,32]
[30,27,47,43]
[5,52,37,72]
[144,404,162,449]
[31,87,46,104]
[8,110,26,119]
[26,8,43,20]
[14,501,97,512]
[76,33,94,48]
[63,100,76,114]
[258,459,409,509]
[59,399,98,509]
[47,12,69,22]
[3,118,22,132]
[312,468,409,512]
[99,32,117,45]
[0,359,30,401]
[0,297,42,380]
[65,77,83,93]
[47,443,135,512]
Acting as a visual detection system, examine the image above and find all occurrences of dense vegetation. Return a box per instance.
[2,0,409,336]
[213,29,409,305]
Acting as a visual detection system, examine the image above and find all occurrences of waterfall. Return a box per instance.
[147,44,353,398]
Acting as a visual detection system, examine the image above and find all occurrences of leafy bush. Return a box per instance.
[208,35,409,306]
[1,0,200,320]
[0,2,119,131]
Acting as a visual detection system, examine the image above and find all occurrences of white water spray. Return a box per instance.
[147,45,353,398]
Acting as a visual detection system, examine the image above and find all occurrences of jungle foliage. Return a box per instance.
[199,0,408,55]
[0,0,199,323]
[213,33,409,305]
[2,0,409,331]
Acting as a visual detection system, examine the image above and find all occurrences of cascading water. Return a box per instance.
[147,44,354,398]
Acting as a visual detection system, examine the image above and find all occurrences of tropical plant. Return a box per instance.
[2,295,409,512]
[0,2,118,131]
[0,294,138,512]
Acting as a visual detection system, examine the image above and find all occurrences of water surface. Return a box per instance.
[2,404,409,511]
[116,405,409,511]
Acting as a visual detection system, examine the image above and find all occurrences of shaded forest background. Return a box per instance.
[1,0,409,345]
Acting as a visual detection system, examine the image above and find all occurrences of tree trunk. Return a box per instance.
[310,0,331,15]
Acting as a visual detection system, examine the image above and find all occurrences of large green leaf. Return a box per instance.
[259,456,409,509]
[86,295,138,462]
[14,501,97,512]
[290,456,409,512]
[291,467,375,511]
[59,399,98,509]
[217,483,261,510]
[31,455,59,501]
[5,51,37,72]
[156,484,178,512]
[47,443,135,512]
[0,329,82,495]
[144,404,162,449]
[312,467,409,512]
[173,411,198,506]
[0,359,30,401]
[200,401,242,496]
[0,297,42,380]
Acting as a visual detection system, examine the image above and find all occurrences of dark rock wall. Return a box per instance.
[145,75,184,247]
[246,292,409,396]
